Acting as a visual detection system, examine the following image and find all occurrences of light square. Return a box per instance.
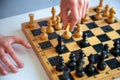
[65,42,80,51]
[106,31,120,39]
[91,28,105,36]
[95,20,108,27]
[87,36,101,45]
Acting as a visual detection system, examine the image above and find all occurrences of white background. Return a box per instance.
[0,0,120,80]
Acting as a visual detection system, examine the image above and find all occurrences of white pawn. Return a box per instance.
[46,19,54,34]
[94,7,102,20]
[73,23,83,38]
[102,4,109,17]
[63,23,72,39]
[39,26,48,40]
[55,16,62,30]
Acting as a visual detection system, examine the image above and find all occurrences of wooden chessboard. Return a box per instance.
[22,6,120,80]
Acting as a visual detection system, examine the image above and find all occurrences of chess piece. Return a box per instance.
[79,32,89,47]
[85,54,95,74]
[63,23,72,39]
[97,51,106,70]
[51,7,56,25]
[39,26,48,40]
[111,40,120,57]
[98,0,103,9]
[46,19,54,33]
[101,44,110,58]
[29,13,36,28]
[62,67,71,80]
[82,14,89,22]
[56,56,64,71]
[55,16,62,30]
[66,53,77,70]
[102,4,109,17]
[73,23,83,38]
[55,34,65,54]
[76,50,86,77]
[94,7,102,20]
[106,7,116,23]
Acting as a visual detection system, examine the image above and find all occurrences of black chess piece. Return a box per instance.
[97,51,106,70]
[111,40,120,57]
[56,34,65,54]
[100,44,110,59]
[62,67,71,80]
[79,33,89,47]
[85,54,95,74]
[66,53,77,70]
[76,50,86,65]
[103,44,110,58]
[76,50,86,77]
[56,56,64,71]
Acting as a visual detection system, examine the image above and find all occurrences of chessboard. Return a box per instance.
[22,5,120,80]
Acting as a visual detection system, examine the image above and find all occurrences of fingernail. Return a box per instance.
[13,68,18,73]
[2,71,8,75]
[19,63,24,68]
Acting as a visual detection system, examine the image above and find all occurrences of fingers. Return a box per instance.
[86,0,90,14]
[60,1,68,30]
[0,48,18,74]
[0,63,8,75]
[70,2,79,31]
[5,45,24,68]
[12,36,31,48]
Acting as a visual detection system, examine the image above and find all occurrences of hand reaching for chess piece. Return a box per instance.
[60,0,90,32]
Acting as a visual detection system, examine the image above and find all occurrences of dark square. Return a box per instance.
[76,40,90,48]
[93,43,104,53]
[48,32,58,40]
[94,8,97,12]
[97,34,110,42]
[38,20,48,26]
[105,58,120,69]
[31,28,41,36]
[56,45,69,54]
[90,15,96,21]
[58,73,74,80]
[83,30,94,37]
[71,28,77,34]
[63,38,74,43]
[86,22,98,29]
[39,41,53,49]
[48,56,61,66]
[85,66,99,77]
[93,54,101,64]
[101,25,113,32]
[116,30,120,35]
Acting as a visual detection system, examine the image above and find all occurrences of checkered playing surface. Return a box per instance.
[22,6,120,80]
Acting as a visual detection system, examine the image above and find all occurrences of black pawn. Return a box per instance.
[79,33,89,47]
[103,44,110,58]
[66,53,77,70]
[97,51,106,70]
[56,56,64,71]
[76,50,86,77]
[62,67,71,80]
[76,50,86,65]
[56,35,65,54]
[111,40,120,57]
[85,54,95,74]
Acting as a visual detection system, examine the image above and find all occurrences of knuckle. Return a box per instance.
[74,17,80,22]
